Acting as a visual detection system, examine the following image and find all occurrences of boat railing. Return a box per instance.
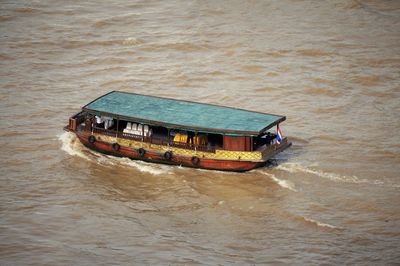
[119,131,146,141]
[170,141,215,153]
[150,135,170,146]
[93,126,118,137]
[261,137,288,158]
[117,131,215,152]
[91,126,215,153]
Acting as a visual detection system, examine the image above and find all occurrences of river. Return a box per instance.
[1,0,399,265]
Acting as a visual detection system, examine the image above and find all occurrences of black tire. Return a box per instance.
[138,148,146,157]
[88,135,96,144]
[112,143,120,151]
[164,151,172,160]
[191,156,200,165]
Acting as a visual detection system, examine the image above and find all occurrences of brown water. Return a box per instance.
[1,0,400,264]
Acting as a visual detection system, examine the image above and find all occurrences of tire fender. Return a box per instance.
[88,135,96,144]
[112,143,120,151]
[191,156,200,165]
[164,151,172,160]
[138,148,146,157]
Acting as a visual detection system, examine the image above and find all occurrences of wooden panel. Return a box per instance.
[223,136,252,151]
[69,118,77,131]
[69,111,87,131]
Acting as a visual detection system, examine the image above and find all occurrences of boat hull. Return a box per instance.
[74,130,268,172]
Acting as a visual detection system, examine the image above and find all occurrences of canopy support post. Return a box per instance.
[116,118,119,139]
[194,131,197,152]
[167,128,170,147]
[91,116,94,135]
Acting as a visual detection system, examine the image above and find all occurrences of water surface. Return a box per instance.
[1,0,400,264]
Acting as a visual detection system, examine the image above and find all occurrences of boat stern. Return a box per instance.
[260,137,292,161]
[66,111,87,132]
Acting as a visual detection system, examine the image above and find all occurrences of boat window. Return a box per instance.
[208,133,223,148]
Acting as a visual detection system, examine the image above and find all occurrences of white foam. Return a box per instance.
[98,155,116,166]
[260,172,297,192]
[58,132,171,176]
[116,157,171,176]
[122,37,142,45]
[58,132,89,159]
[302,216,341,229]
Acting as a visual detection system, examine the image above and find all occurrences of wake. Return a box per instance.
[300,216,343,230]
[258,171,297,192]
[58,132,171,176]
[276,162,397,187]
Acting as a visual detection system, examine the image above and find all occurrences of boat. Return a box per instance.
[64,91,291,171]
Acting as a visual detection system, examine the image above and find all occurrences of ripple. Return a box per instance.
[296,49,333,57]
[351,75,383,87]
[303,87,342,97]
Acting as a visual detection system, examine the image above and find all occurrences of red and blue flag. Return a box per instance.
[276,125,283,144]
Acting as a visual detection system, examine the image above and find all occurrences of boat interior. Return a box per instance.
[89,115,224,152]
[72,112,279,153]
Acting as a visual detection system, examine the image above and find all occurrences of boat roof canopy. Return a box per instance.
[83,91,285,136]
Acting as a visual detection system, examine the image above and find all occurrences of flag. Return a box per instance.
[276,125,283,144]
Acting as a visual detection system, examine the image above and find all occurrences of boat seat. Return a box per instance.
[122,124,152,136]
[129,129,139,135]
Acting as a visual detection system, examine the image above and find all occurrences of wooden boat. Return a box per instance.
[64,91,291,171]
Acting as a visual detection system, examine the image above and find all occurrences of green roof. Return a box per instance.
[83,91,285,136]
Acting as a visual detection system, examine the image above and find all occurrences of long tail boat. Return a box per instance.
[64,91,291,171]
